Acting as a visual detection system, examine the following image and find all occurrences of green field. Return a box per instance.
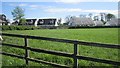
[2,28,119,67]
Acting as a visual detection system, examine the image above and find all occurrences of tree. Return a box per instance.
[100,13,106,24]
[106,13,115,21]
[11,6,25,22]
[57,18,62,25]
[65,15,71,24]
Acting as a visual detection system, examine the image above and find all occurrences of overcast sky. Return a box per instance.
[1,1,119,20]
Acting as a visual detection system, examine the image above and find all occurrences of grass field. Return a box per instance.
[2,28,119,67]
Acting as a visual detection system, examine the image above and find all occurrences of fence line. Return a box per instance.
[1,33,120,68]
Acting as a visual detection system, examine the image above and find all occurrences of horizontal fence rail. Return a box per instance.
[1,33,120,49]
[1,33,120,68]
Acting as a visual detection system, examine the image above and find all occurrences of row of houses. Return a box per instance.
[68,17,119,26]
[25,18,59,26]
[22,17,119,27]
[0,14,119,27]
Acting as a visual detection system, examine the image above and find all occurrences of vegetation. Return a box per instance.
[1,25,40,30]
[19,18,27,25]
[2,28,119,67]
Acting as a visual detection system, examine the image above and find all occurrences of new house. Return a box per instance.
[26,18,60,26]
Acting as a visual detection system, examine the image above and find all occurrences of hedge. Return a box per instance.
[1,25,41,31]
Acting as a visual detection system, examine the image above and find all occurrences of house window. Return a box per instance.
[40,20,44,24]
[50,20,54,25]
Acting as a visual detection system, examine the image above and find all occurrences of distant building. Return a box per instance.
[68,17,95,26]
[105,18,120,26]
[26,18,60,26]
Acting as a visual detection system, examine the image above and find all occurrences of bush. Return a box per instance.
[57,25,69,29]
[1,25,41,31]
[19,18,27,25]
[1,25,10,30]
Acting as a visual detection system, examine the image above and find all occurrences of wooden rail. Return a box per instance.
[1,33,120,68]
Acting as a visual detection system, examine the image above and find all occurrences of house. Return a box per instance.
[68,17,95,26]
[26,18,60,26]
[105,18,120,26]
[37,18,58,26]
[26,19,37,25]
[12,21,19,25]
[0,14,8,25]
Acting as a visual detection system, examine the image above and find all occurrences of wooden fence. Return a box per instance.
[1,33,120,68]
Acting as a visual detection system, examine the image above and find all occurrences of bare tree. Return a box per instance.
[57,18,62,25]
[65,15,71,24]
[100,13,106,21]
[94,16,99,21]
[88,13,92,18]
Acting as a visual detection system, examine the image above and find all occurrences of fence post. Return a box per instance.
[73,43,78,68]
[24,35,29,65]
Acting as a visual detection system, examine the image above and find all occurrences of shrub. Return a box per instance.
[1,25,40,31]
[19,18,27,25]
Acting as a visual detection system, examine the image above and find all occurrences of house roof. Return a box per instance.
[94,21,104,26]
[105,18,120,26]
[70,17,95,26]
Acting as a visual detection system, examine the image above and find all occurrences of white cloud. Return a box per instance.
[29,5,48,10]
[55,0,119,4]
[45,7,118,14]
[55,0,82,4]
[29,5,39,8]
[9,4,16,6]
[44,7,118,17]
[84,10,118,14]
[45,8,82,12]
[9,3,41,10]
[28,5,56,10]
[18,4,28,7]
[9,3,28,7]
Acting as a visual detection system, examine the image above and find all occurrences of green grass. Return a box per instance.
[2,28,119,67]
